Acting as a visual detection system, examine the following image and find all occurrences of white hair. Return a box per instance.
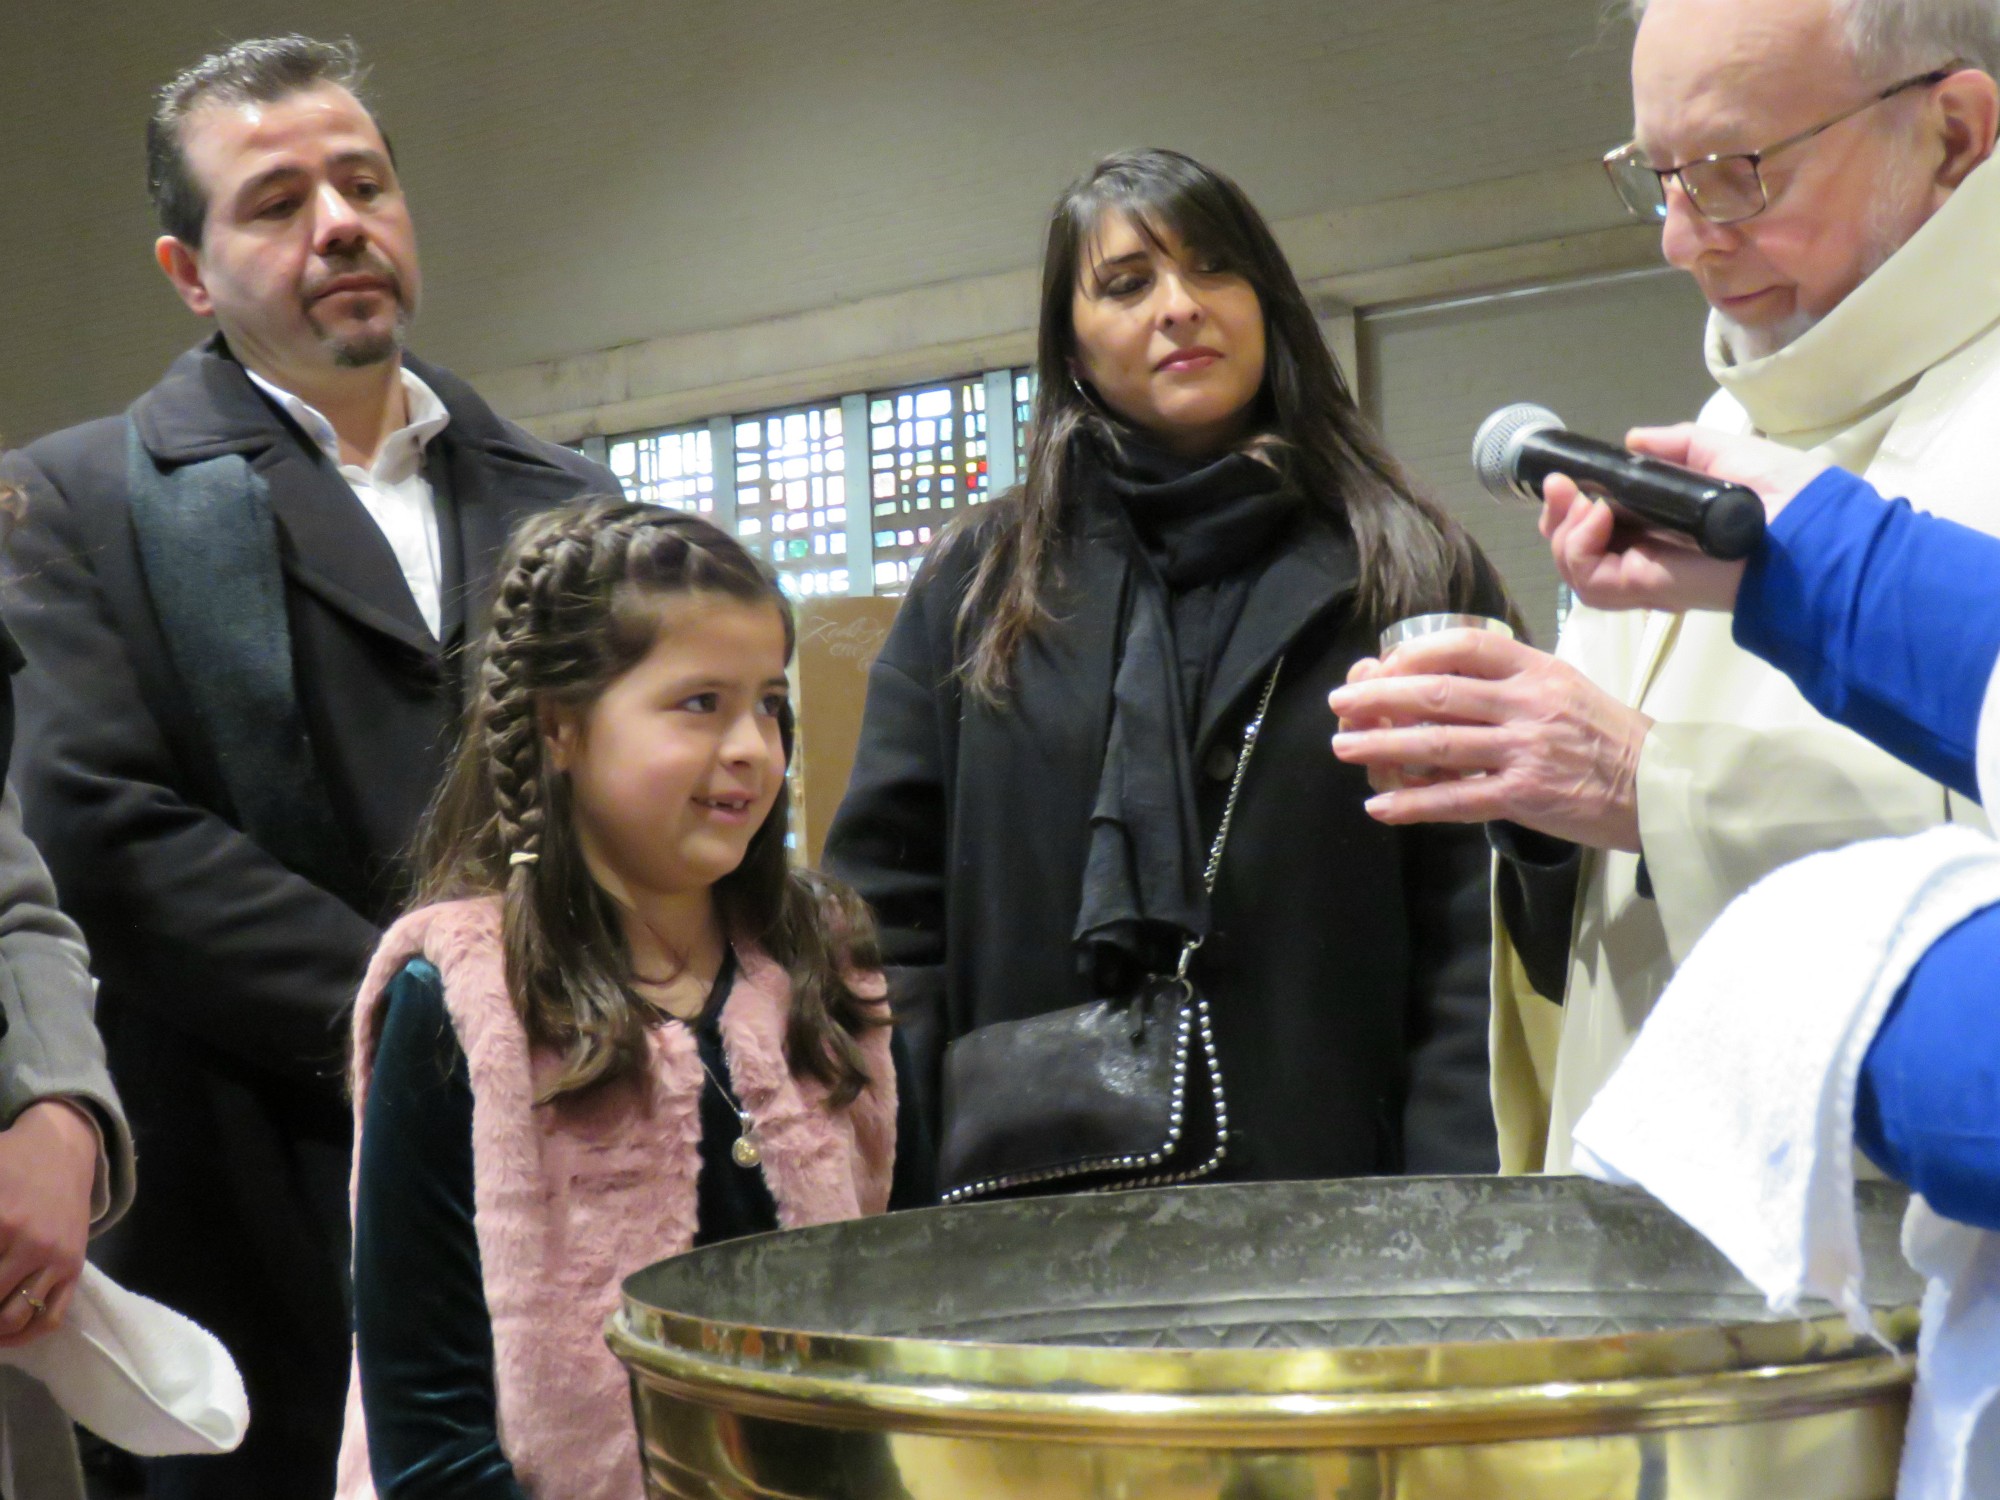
[1628,0,2000,80]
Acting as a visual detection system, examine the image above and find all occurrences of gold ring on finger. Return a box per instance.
[15,1286,45,1316]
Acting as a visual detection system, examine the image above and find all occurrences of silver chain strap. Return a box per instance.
[1174,656,1285,983]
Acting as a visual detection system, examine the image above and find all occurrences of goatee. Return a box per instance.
[310,300,410,368]
[327,323,406,368]
[302,256,412,368]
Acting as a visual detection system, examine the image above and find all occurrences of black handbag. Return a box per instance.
[937,661,1283,1204]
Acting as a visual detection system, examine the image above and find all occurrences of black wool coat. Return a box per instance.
[0,337,618,1495]
[824,495,1502,1187]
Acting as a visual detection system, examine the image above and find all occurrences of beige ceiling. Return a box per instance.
[0,0,1641,441]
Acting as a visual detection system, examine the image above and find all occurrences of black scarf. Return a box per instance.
[1072,430,1303,998]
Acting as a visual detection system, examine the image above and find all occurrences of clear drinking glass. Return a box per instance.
[1366,614,1517,788]
[1377,612,1516,656]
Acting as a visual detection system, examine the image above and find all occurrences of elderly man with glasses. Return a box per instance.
[1330,0,2000,1176]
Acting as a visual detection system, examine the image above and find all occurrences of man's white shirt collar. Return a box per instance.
[243,364,451,638]
[243,365,450,475]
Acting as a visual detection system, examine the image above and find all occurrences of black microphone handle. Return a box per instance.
[1513,429,1767,561]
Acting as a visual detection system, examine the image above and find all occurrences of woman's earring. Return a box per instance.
[1070,373,1094,405]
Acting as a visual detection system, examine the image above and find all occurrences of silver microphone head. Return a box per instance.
[1471,403,1565,503]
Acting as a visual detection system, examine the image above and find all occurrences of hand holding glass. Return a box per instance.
[1344,615,1516,791]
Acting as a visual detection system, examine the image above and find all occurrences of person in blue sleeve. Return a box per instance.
[1537,425,2000,1231]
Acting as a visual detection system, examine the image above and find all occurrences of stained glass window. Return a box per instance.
[733,402,849,598]
[601,369,1037,597]
[865,378,994,595]
[607,425,715,513]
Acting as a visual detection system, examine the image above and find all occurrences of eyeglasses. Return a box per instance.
[1603,64,1961,226]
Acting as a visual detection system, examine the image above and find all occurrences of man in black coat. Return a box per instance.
[0,37,618,1497]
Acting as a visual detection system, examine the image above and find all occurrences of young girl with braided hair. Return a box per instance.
[334,500,931,1500]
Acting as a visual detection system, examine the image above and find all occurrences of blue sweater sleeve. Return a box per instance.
[1854,903,2000,1230]
[1734,468,2000,800]
[1729,471,2000,1229]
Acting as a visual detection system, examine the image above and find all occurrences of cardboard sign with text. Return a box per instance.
[792,596,902,867]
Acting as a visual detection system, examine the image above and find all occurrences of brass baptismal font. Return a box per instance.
[611,1177,1920,1498]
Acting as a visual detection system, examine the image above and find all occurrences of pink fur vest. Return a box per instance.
[333,898,896,1500]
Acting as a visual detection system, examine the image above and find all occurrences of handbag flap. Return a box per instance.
[938,992,1192,1197]
[934,660,1280,1204]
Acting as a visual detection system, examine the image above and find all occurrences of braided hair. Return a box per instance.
[413,498,883,1106]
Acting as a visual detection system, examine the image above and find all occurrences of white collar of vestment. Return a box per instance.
[1704,152,2000,445]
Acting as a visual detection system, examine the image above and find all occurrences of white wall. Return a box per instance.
[1362,268,1717,644]
[0,0,1652,445]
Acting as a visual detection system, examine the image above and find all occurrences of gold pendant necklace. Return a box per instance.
[692,1049,762,1168]
[658,943,762,1167]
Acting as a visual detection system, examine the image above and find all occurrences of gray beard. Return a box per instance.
[1717,157,1924,364]
[1718,305,1822,362]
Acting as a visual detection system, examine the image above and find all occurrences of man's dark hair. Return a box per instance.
[146,35,375,246]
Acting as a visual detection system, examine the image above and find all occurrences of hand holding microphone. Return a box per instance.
[1525,420,1830,616]
[1323,412,1822,844]
[1322,406,1789,847]
[1472,403,1829,614]
[1473,404,1772,560]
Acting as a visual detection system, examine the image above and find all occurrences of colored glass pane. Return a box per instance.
[733,398,849,597]
[609,424,715,514]
[865,376,999,596]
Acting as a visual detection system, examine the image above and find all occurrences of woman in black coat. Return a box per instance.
[825,149,1508,1195]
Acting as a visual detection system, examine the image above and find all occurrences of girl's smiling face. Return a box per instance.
[545,592,790,907]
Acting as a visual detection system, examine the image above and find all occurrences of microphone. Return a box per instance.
[1470,403,1766,561]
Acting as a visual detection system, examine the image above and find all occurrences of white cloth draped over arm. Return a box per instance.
[1572,660,2000,1498]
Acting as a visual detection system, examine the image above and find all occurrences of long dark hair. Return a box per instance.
[414,499,883,1106]
[958,147,1492,702]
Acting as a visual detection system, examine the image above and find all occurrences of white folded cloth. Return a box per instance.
[1572,822,2000,1500]
[1902,1205,2000,1496]
[1,1262,247,1456]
